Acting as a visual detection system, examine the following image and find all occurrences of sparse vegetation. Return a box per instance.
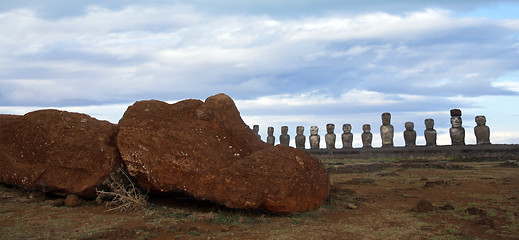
[1,159,518,239]
[95,168,149,212]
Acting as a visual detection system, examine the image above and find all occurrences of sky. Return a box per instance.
[1,0,518,148]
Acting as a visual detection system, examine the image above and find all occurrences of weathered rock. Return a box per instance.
[0,114,20,125]
[449,109,465,145]
[415,199,434,212]
[64,194,81,207]
[116,93,330,213]
[361,124,373,148]
[380,112,394,147]
[0,110,121,198]
[341,124,353,149]
[440,203,455,211]
[424,118,437,146]
[325,124,336,149]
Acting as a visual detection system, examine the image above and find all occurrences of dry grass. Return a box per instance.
[95,168,149,212]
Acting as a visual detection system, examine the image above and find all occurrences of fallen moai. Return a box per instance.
[116,93,330,213]
[0,110,121,198]
[0,114,20,125]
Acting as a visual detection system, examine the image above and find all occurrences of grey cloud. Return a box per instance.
[1,4,518,108]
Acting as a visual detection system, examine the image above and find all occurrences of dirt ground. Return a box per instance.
[1,159,518,240]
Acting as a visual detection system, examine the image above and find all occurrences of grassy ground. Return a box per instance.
[1,159,518,239]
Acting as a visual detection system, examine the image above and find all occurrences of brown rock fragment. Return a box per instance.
[116,93,330,213]
[64,194,81,207]
[415,199,434,213]
[0,109,121,198]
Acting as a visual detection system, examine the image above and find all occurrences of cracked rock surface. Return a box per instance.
[116,93,330,213]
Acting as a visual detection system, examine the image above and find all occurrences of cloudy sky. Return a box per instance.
[1,0,518,148]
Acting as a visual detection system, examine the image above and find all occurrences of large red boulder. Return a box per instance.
[117,93,330,213]
[0,114,20,125]
[0,110,121,198]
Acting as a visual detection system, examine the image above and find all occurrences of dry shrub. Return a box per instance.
[96,168,149,212]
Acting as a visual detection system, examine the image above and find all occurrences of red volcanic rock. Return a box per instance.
[0,110,121,198]
[0,114,20,125]
[117,93,330,213]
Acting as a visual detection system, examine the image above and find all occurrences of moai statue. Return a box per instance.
[341,124,353,148]
[380,112,394,147]
[449,109,465,145]
[309,126,320,149]
[325,123,336,149]
[279,126,290,146]
[295,126,306,149]
[252,125,261,139]
[266,126,275,146]
[424,118,437,146]
[403,122,416,147]
[474,115,491,145]
[361,124,373,148]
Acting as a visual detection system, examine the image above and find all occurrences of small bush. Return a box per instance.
[95,168,149,212]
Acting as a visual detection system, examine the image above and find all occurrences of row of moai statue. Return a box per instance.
[252,109,491,149]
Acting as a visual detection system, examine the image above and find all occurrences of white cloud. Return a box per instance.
[492,81,519,92]
[1,3,519,145]
[0,103,130,123]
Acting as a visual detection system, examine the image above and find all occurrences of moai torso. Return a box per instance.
[403,122,416,147]
[279,126,290,146]
[325,123,336,149]
[295,126,306,149]
[266,126,275,146]
[449,109,465,145]
[424,118,437,146]
[361,124,373,148]
[309,126,320,149]
[252,125,261,139]
[341,124,353,148]
[380,112,394,147]
[474,115,491,145]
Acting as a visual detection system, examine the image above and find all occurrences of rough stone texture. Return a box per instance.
[0,114,20,125]
[403,122,416,147]
[415,199,434,212]
[474,115,491,145]
[295,126,306,149]
[64,194,81,207]
[266,127,275,146]
[309,126,320,149]
[0,110,121,198]
[449,109,465,145]
[380,112,394,147]
[424,118,437,147]
[325,124,336,150]
[361,124,373,148]
[116,93,330,213]
[341,124,353,149]
[279,126,290,146]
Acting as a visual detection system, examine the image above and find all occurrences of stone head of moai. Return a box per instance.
[342,123,352,133]
[405,122,414,131]
[326,123,335,134]
[281,126,289,134]
[310,126,319,135]
[267,126,274,135]
[362,124,371,132]
[475,115,487,126]
[296,126,304,135]
[450,109,463,128]
[253,125,260,132]
[381,112,391,125]
[425,118,435,129]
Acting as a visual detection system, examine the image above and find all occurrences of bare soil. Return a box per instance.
[1,159,518,239]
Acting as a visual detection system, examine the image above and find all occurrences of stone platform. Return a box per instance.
[306,144,519,161]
